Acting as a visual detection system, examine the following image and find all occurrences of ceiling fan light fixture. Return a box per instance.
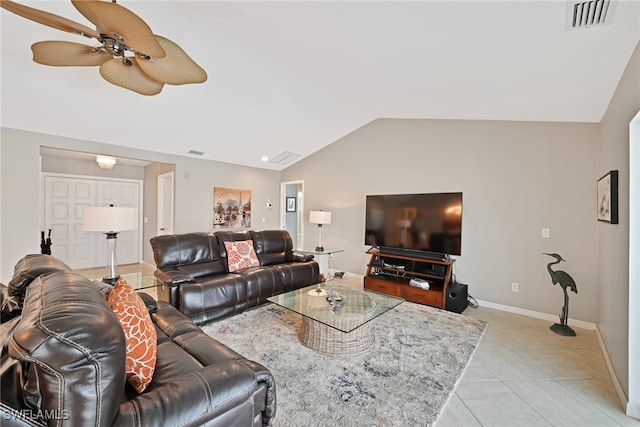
[96,155,116,169]
[3,0,206,95]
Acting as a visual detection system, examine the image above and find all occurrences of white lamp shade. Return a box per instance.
[309,210,332,225]
[83,207,137,232]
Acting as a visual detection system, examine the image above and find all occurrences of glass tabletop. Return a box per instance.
[91,272,158,290]
[267,283,404,333]
[294,248,344,255]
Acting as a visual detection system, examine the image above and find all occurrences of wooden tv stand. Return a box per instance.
[363,249,454,309]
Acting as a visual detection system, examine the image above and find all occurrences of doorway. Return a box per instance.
[281,180,304,249]
[157,171,175,236]
[43,174,142,269]
[629,111,639,418]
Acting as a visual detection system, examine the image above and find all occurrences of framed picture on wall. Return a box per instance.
[286,197,296,212]
[597,170,618,224]
[213,187,252,228]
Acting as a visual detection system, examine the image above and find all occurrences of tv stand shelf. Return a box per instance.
[364,249,455,309]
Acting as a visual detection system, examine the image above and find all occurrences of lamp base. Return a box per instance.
[315,246,325,252]
[102,276,120,285]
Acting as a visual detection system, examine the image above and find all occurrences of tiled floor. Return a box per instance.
[76,264,640,427]
[436,307,640,427]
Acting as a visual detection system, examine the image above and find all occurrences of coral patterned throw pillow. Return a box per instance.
[107,278,157,394]
[224,240,260,272]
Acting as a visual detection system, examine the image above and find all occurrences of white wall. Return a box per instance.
[282,119,600,322]
[597,40,640,407]
[0,128,283,282]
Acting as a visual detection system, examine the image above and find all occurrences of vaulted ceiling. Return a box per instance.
[2,1,639,170]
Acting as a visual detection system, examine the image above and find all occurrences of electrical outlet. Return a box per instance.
[512,282,519,292]
[542,228,550,238]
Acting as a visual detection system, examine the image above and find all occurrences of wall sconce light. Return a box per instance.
[96,155,116,169]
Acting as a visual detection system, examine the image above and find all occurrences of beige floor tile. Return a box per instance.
[458,358,501,383]
[454,381,552,426]
[474,348,552,381]
[515,348,610,380]
[506,380,621,426]
[557,380,640,427]
[434,393,482,427]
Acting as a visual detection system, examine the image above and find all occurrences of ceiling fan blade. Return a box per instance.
[32,41,112,67]
[0,0,100,39]
[136,36,207,86]
[100,57,164,96]
[71,0,165,59]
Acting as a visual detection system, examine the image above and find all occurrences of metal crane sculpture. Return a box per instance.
[543,253,578,336]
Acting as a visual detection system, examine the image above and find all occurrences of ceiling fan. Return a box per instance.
[1,0,207,95]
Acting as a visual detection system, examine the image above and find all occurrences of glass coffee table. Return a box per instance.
[91,272,158,291]
[267,283,404,356]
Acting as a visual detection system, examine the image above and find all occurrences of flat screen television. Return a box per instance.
[364,192,462,257]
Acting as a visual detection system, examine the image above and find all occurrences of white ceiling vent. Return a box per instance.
[566,0,616,30]
[269,151,301,165]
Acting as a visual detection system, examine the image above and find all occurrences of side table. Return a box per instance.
[294,248,343,280]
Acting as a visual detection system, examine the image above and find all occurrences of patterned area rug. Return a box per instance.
[201,301,487,427]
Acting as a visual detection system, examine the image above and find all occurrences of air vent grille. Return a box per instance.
[566,0,615,29]
[269,151,301,165]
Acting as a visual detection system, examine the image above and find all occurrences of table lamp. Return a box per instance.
[83,206,136,284]
[309,210,332,252]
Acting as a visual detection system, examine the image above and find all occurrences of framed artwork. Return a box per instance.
[597,170,618,224]
[286,197,296,212]
[213,187,252,228]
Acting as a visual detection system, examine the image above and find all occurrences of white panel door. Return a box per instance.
[96,181,140,266]
[157,172,174,236]
[44,176,97,268]
[44,175,141,269]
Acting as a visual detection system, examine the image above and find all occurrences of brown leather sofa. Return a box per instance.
[0,255,276,426]
[151,230,320,325]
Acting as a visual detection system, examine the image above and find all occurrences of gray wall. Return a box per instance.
[0,128,282,282]
[597,41,640,400]
[282,119,600,322]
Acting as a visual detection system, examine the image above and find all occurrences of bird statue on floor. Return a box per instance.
[543,253,578,336]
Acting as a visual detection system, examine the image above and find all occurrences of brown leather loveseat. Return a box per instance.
[0,255,276,426]
[150,230,320,325]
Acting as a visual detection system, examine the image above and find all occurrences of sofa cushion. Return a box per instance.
[215,231,252,258]
[108,278,157,394]
[250,230,294,266]
[178,274,249,324]
[9,271,126,426]
[150,233,226,274]
[224,240,260,272]
[8,254,71,298]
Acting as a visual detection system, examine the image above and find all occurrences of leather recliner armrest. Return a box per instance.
[114,362,276,426]
[293,253,315,262]
[154,269,195,286]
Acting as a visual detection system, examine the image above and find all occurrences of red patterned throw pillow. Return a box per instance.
[107,278,157,394]
[224,240,260,272]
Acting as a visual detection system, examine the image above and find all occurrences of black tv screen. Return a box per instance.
[364,192,462,256]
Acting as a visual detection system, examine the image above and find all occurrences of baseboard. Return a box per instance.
[594,325,637,419]
[627,401,640,419]
[474,299,596,330]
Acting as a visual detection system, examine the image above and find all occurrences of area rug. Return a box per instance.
[201,302,487,427]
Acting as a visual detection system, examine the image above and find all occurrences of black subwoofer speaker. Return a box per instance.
[445,282,468,314]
